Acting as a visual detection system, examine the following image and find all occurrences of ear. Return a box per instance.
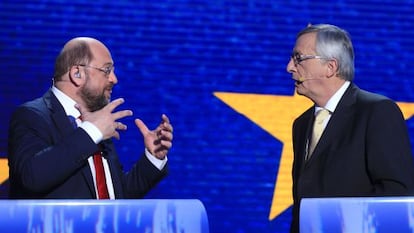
[69,66,83,86]
[326,58,338,78]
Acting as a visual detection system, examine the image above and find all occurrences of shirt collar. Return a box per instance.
[315,81,350,114]
[51,86,81,118]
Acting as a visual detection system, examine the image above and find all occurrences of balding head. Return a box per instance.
[53,37,105,81]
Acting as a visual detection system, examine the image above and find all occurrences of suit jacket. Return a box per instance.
[290,83,414,233]
[8,89,168,199]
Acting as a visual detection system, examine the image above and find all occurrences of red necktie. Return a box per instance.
[93,150,109,199]
[69,115,110,199]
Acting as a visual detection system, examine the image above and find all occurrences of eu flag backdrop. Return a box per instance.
[1,1,414,232]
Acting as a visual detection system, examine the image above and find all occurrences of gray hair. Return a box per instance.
[298,24,355,81]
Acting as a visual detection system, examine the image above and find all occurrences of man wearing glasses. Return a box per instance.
[287,24,414,232]
[8,37,173,199]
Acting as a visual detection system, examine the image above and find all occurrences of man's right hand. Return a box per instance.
[75,98,133,140]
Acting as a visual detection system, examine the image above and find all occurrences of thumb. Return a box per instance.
[135,118,149,136]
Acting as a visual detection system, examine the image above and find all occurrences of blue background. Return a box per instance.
[1,1,414,232]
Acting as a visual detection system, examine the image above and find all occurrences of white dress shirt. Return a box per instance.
[314,81,351,126]
[306,81,351,158]
[52,86,167,199]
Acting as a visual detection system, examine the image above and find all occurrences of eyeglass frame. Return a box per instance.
[76,64,114,76]
[290,52,330,66]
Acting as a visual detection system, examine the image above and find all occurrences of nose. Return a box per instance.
[108,71,118,84]
[286,57,295,74]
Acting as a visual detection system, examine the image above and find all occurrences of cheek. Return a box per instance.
[85,80,105,95]
[296,66,308,77]
[90,79,106,90]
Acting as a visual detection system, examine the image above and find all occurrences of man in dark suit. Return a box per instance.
[287,24,414,232]
[8,37,173,199]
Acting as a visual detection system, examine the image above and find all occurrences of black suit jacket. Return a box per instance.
[8,89,168,199]
[290,83,414,232]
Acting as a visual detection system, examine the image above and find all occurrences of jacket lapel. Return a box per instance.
[293,107,314,165]
[311,83,358,157]
[43,89,97,197]
[43,89,75,137]
[101,139,124,198]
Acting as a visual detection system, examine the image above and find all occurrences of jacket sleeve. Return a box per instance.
[8,106,98,194]
[366,99,414,195]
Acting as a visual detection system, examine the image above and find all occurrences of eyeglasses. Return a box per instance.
[77,64,114,76]
[290,52,328,66]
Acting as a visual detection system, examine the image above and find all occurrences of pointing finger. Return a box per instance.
[135,118,149,136]
[161,114,170,124]
[104,98,125,113]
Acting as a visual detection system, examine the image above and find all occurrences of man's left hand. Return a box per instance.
[135,114,173,160]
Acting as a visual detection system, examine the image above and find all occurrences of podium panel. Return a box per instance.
[0,199,209,233]
[300,197,414,233]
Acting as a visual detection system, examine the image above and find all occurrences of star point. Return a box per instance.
[214,91,312,220]
[0,158,8,184]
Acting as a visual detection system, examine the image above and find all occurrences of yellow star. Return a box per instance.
[0,158,8,184]
[214,91,414,221]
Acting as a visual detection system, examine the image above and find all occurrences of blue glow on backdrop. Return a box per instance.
[1,1,414,232]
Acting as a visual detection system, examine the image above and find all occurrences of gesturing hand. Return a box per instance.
[135,114,173,160]
[76,98,133,140]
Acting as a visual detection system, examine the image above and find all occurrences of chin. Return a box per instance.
[295,89,305,96]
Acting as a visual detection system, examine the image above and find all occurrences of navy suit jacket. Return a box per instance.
[8,89,168,199]
[290,83,414,232]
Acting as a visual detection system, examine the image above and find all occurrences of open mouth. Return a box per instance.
[292,77,302,85]
[105,88,112,99]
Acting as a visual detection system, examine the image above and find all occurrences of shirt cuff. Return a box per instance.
[79,121,103,144]
[145,148,168,170]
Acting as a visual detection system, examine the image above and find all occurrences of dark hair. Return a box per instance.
[53,40,94,81]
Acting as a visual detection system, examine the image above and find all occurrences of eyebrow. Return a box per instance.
[102,62,114,67]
